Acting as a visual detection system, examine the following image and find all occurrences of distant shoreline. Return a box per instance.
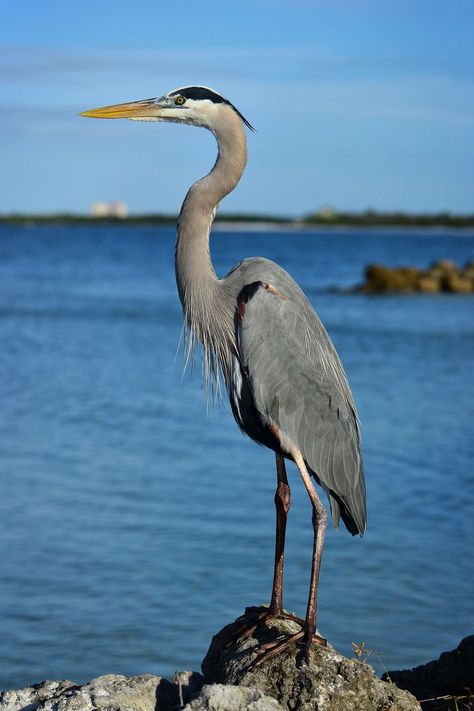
[1,211,474,229]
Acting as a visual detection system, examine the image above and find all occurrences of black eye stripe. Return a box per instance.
[169,86,254,131]
[170,87,225,103]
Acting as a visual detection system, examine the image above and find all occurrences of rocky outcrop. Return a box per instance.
[383,635,474,710]
[4,609,471,711]
[355,260,474,294]
[202,606,421,710]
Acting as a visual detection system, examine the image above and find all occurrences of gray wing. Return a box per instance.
[233,266,366,535]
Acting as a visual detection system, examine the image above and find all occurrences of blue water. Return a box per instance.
[0,224,473,690]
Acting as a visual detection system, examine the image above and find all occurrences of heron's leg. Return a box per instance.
[249,452,327,669]
[294,450,327,660]
[269,453,290,616]
[230,456,301,647]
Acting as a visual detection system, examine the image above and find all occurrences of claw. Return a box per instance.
[250,629,327,670]
[223,607,268,649]
[222,605,327,670]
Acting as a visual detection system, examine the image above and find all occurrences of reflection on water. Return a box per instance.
[0,224,473,688]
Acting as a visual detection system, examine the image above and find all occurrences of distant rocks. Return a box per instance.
[354,260,474,294]
[1,608,472,711]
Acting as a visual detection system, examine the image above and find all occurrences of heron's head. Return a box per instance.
[81,85,254,133]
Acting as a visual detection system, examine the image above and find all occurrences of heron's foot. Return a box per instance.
[299,627,327,667]
[251,628,327,669]
[226,606,306,649]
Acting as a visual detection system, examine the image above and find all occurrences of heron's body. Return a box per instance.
[81,85,367,662]
[226,257,365,536]
[181,254,366,535]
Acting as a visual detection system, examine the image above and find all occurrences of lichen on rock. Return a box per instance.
[184,684,285,710]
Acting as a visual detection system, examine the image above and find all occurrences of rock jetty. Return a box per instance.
[356,260,474,294]
[384,635,474,710]
[1,608,471,710]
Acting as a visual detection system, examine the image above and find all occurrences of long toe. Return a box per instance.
[229,607,306,648]
[252,631,305,669]
[223,606,270,648]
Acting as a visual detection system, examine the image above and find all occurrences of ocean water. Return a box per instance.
[0,223,473,690]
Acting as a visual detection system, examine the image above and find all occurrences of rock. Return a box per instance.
[415,275,441,293]
[0,675,281,711]
[443,273,473,293]
[355,261,473,294]
[429,260,459,277]
[427,260,473,292]
[383,635,474,710]
[5,627,471,711]
[184,684,284,710]
[398,267,422,291]
[0,679,79,711]
[463,259,474,281]
[0,674,180,711]
[202,606,421,711]
[362,264,418,293]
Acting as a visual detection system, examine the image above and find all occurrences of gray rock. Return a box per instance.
[0,674,280,711]
[0,674,179,711]
[183,684,284,710]
[202,607,421,711]
[0,679,79,711]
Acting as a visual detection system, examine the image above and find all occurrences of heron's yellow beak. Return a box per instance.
[80,98,161,119]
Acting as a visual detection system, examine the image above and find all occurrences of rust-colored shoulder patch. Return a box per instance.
[236,280,286,322]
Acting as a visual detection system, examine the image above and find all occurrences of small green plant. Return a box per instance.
[351,641,393,682]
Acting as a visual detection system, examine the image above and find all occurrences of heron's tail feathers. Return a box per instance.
[327,474,367,537]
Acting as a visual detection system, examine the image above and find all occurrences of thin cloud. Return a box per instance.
[0,44,467,88]
[3,71,472,136]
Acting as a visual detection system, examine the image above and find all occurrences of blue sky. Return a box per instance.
[2,0,473,215]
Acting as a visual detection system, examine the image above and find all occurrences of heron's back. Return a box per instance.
[223,257,367,536]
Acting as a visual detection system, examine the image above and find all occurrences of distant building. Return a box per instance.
[90,201,128,218]
[317,204,337,220]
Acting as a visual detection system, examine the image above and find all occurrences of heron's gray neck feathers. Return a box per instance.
[175,108,248,393]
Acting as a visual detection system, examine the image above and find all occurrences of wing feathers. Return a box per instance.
[235,278,367,535]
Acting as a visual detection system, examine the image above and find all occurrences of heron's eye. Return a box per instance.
[175,96,186,105]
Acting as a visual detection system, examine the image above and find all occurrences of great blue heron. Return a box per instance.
[81,86,366,664]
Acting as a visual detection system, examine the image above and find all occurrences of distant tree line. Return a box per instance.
[304,209,474,228]
[1,210,473,227]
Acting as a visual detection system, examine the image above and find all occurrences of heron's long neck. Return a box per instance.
[175,112,247,381]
